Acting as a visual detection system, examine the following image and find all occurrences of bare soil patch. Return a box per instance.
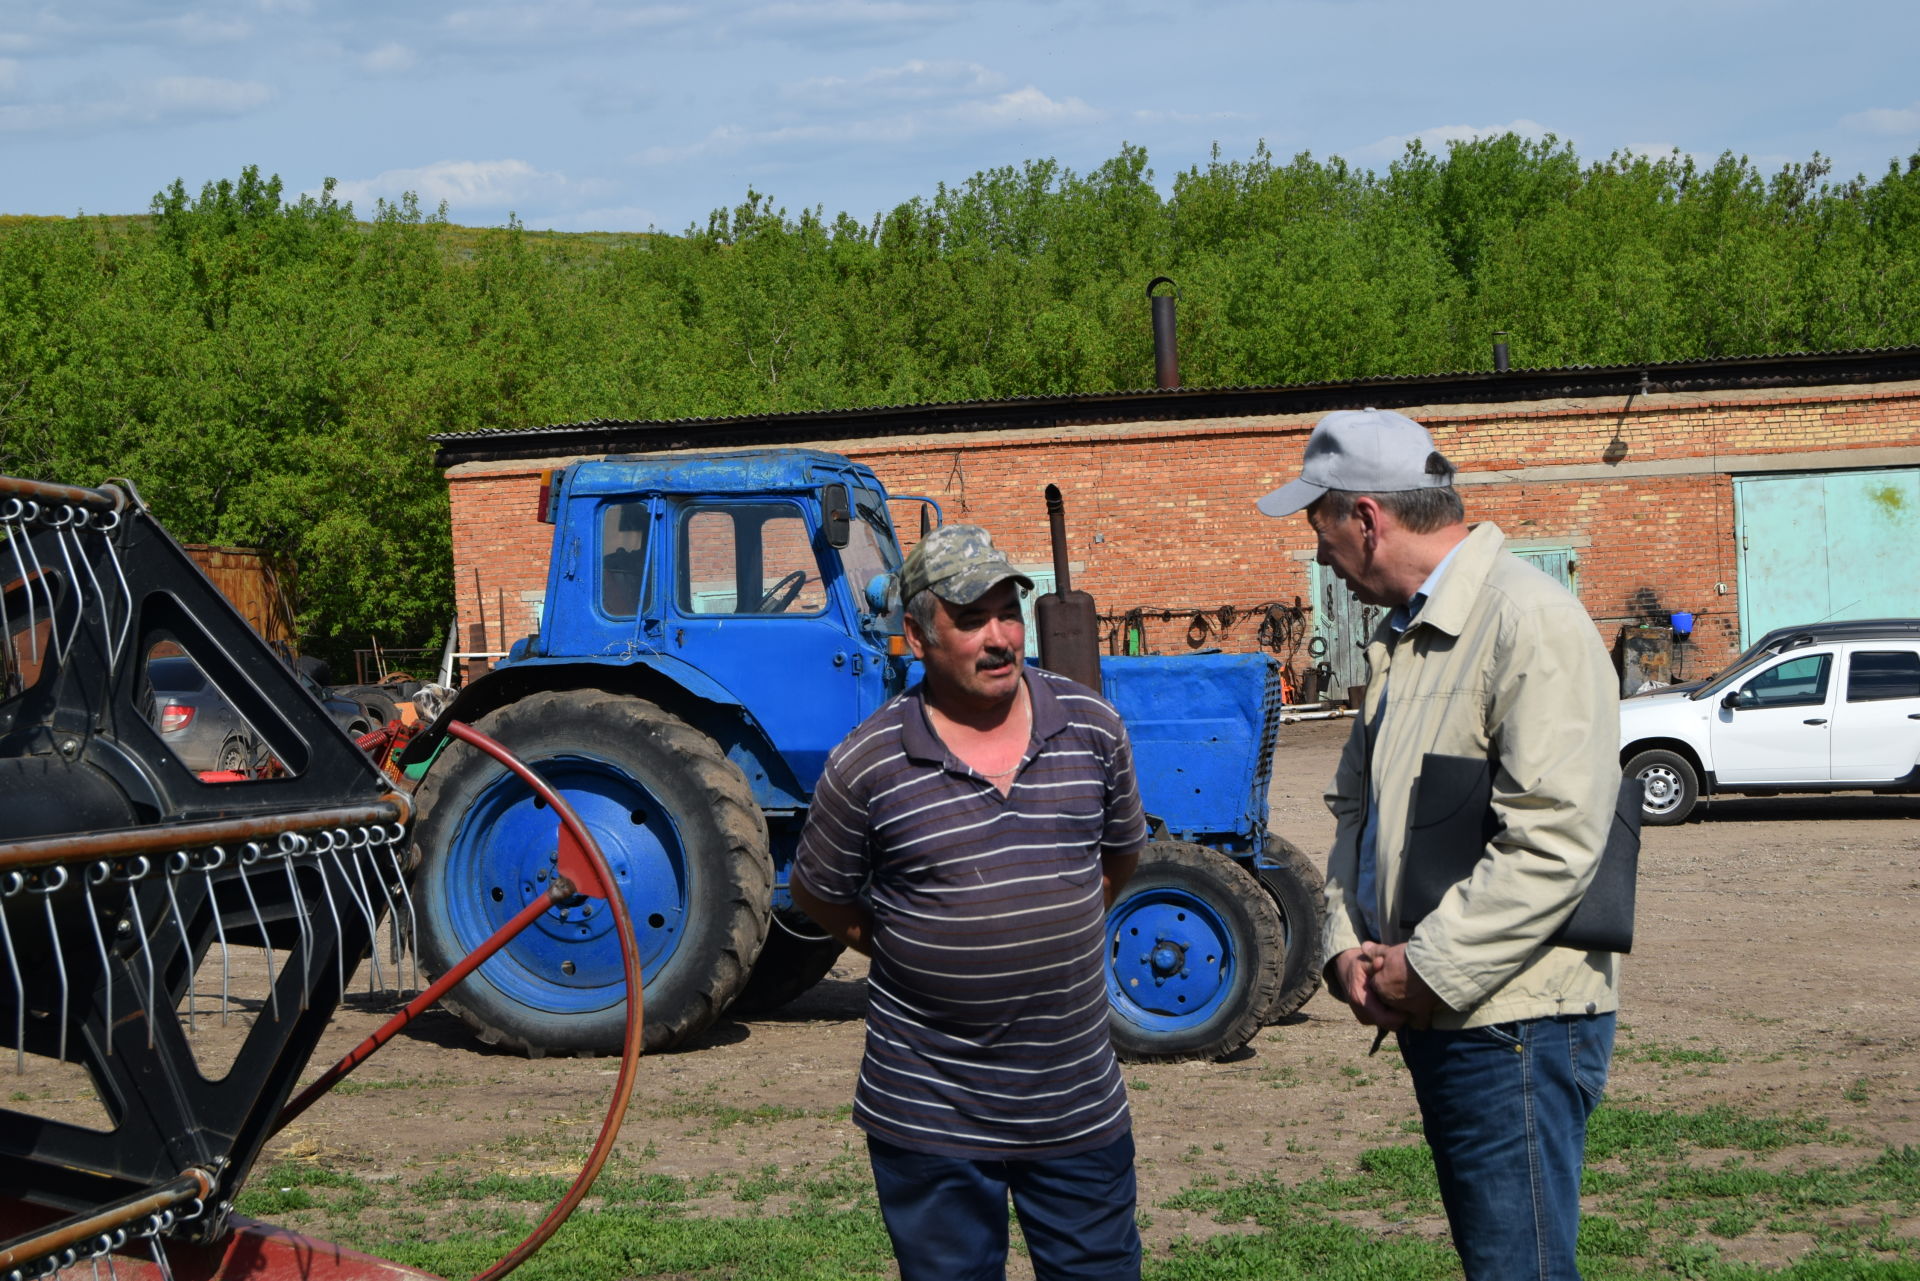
[33,717,1909,1274]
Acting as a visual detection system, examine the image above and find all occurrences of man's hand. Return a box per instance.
[1359,941,1442,1026]
[1330,947,1408,1031]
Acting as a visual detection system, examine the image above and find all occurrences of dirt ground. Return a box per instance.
[18,717,1920,1273]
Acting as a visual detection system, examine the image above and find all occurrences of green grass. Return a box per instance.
[234,1110,1920,1280]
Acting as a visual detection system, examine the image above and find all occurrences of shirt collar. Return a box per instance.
[1389,538,1467,636]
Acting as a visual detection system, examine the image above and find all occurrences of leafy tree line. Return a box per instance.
[2,136,1917,662]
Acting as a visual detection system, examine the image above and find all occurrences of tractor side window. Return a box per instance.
[679,503,829,616]
[1846,650,1920,702]
[841,488,901,616]
[1739,653,1831,709]
[600,502,650,618]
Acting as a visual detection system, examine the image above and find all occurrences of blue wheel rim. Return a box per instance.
[440,754,686,1014]
[1106,887,1238,1032]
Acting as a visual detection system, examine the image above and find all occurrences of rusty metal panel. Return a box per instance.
[183,545,297,650]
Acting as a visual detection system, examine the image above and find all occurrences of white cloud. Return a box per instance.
[324,159,604,216]
[1841,102,1920,136]
[361,41,417,73]
[1354,117,1557,162]
[441,2,698,42]
[947,85,1097,128]
[783,59,1004,108]
[748,0,963,29]
[143,75,272,114]
[634,83,1098,167]
[0,76,272,133]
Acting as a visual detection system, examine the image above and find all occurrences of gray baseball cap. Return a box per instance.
[1256,408,1455,518]
[898,523,1034,606]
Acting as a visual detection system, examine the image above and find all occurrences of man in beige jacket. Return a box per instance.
[1259,408,1621,1281]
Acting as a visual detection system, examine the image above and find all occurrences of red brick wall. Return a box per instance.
[445,383,1920,677]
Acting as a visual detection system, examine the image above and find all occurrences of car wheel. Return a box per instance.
[1626,749,1698,825]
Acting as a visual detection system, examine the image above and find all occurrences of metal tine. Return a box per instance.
[35,867,71,1063]
[58,520,112,674]
[146,1235,173,1281]
[163,854,196,1033]
[199,848,232,1025]
[330,830,385,993]
[116,859,157,1050]
[2,873,23,1073]
[320,834,381,992]
[0,524,15,688]
[352,827,403,994]
[20,526,65,665]
[90,507,133,675]
[379,825,420,993]
[37,512,83,664]
[6,519,40,667]
[234,844,280,1023]
[290,830,347,1001]
[277,842,312,1011]
[83,864,113,1056]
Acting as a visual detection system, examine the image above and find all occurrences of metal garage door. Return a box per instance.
[1735,468,1920,645]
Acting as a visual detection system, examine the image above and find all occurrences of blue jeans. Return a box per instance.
[1398,1013,1615,1281]
[867,1131,1141,1281]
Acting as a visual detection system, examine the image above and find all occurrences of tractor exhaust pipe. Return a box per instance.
[1034,484,1102,692]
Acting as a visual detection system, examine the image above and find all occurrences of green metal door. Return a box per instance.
[1735,468,1920,645]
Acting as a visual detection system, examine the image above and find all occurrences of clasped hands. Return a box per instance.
[1332,942,1441,1031]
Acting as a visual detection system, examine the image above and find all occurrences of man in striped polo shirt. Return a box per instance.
[791,522,1149,1281]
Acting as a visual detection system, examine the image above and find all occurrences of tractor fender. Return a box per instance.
[403,655,804,809]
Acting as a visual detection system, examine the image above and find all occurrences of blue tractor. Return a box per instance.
[409,448,1323,1061]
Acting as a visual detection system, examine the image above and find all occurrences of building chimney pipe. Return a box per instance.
[1493,331,1510,374]
[1148,277,1179,389]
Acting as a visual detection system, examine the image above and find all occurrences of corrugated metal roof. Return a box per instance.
[430,345,1920,463]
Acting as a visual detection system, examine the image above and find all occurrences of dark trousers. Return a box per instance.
[1399,1012,1616,1281]
[866,1131,1141,1281]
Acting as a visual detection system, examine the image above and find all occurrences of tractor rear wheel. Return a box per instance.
[1105,841,1283,1062]
[1257,835,1326,1023]
[413,689,772,1055]
[728,907,845,1016]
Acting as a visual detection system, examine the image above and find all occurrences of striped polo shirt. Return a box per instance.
[791,665,1148,1160]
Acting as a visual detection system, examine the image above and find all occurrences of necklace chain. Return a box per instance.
[969,686,1030,781]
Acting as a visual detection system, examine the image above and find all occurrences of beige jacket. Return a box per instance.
[1321,522,1622,1029]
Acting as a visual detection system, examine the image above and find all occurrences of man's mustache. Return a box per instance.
[976,647,1018,670]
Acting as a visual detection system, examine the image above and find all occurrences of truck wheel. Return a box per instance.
[1257,835,1325,1022]
[728,908,845,1016]
[413,689,772,1054]
[1625,748,1698,825]
[1105,841,1283,1062]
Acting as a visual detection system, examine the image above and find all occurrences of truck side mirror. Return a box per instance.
[822,483,852,549]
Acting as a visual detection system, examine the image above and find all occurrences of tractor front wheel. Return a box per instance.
[1105,841,1283,1062]
[413,689,772,1055]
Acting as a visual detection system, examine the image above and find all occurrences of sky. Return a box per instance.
[4,0,1919,233]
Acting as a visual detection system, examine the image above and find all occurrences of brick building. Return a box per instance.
[434,347,1920,692]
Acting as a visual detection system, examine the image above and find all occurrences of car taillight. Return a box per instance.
[159,703,193,733]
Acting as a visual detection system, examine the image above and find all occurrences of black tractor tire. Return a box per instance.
[728,907,846,1016]
[1257,834,1326,1022]
[413,689,773,1055]
[1625,748,1699,826]
[1106,841,1284,1062]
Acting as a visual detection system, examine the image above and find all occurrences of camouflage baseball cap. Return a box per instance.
[897,523,1034,607]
